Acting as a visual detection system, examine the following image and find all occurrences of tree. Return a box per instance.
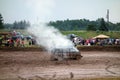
[0,13,4,29]
[87,24,96,31]
[49,18,119,31]
[98,18,108,31]
[115,23,120,31]
[12,20,30,29]
[13,21,17,29]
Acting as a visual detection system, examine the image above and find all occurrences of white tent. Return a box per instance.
[93,34,110,39]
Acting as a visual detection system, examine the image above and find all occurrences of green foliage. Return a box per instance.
[3,18,120,31]
[13,20,30,29]
[48,19,90,31]
[48,18,120,31]
[98,18,108,31]
[4,20,30,29]
[115,23,120,31]
[0,13,4,29]
[87,25,96,31]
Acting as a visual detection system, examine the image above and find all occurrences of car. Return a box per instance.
[51,47,82,61]
[12,35,24,40]
[67,34,77,40]
[24,35,33,40]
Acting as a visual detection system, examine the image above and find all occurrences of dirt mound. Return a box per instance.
[77,46,120,51]
[0,46,120,51]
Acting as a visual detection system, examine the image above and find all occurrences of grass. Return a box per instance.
[0,29,30,35]
[61,31,120,39]
[1,29,120,39]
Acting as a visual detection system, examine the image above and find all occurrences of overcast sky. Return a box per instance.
[0,0,120,23]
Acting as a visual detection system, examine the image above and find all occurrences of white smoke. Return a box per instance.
[25,0,55,22]
[27,23,75,51]
[26,0,78,52]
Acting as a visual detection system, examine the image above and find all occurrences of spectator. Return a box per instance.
[11,39,14,47]
[29,39,32,45]
[0,39,2,46]
[16,38,20,47]
[21,39,25,47]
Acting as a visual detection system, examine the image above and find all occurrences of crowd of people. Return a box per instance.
[1,32,120,47]
[67,34,120,46]
[72,36,120,46]
[0,30,36,47]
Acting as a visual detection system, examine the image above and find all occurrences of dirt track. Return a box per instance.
[0,51,120,80]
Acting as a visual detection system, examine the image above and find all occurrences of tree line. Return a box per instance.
[0,13,120,31]
[4,20,30,30]
[48,18,120,31]
[0,13,30,30]
[0,14,4,29]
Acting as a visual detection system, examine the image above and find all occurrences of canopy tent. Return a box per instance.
[93,34,110,39]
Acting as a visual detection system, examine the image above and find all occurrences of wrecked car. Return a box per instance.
[51,47,82,61]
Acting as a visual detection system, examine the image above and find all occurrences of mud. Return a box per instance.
[0,51,120,79]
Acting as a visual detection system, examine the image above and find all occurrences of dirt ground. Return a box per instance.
[0,51,120,80]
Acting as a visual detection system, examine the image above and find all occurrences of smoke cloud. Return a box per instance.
[27,24,75,51]
[26,0,78,52]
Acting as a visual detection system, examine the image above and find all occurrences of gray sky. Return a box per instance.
[0,0,120,23]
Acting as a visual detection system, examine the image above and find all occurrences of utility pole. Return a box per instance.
[106,9,109,23]
[106,9,110,31]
